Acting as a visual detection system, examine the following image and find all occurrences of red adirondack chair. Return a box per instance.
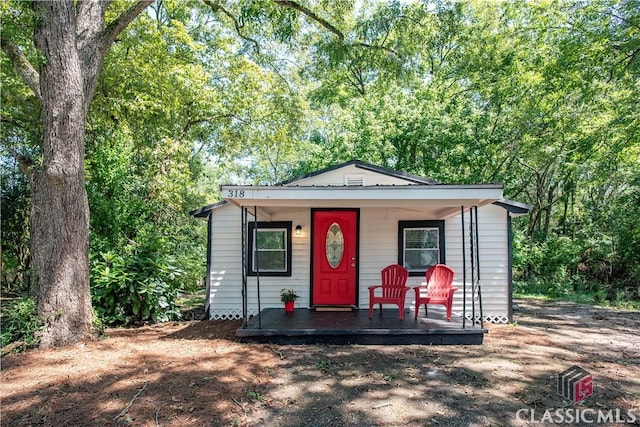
[414,264,457,320]
[368,264,410,320]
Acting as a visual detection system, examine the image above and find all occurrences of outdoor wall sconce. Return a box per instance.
[295,224,302,236]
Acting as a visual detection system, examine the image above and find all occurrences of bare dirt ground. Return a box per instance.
[2,299,639,427]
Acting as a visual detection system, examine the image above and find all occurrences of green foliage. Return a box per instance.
[1,2,42,295]
[603,172,640,299]
[0,162,31,293]
[299,0,639,304]
[2,0,639,334]
[85,4,211,309]
[91,230,184,325]
[0,297,42,349]
[517,235,582,293]
[513,215,639,305]
[280,288,299,303]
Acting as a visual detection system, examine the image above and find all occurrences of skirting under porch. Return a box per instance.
[236,307,487,345]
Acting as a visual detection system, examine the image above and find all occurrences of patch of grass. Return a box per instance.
[514,291,640,311]
[177,289,206,311]
[246,390,266,401]
[315,359,332,372]
[176,289,206,320]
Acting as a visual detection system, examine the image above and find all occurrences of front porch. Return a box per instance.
[236,306,487,345]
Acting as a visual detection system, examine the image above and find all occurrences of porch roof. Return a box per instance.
[279,159,439,185]
[220,184,504,216]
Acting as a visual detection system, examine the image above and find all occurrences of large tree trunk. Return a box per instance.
[26,0,152,348]
[31,1,93,347]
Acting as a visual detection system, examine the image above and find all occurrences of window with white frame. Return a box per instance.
[247,222,292,276]
[398,220,445,276]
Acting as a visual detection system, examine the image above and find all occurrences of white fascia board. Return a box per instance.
[221,185,504,207]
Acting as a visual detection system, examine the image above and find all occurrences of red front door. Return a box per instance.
[312,209,358,306]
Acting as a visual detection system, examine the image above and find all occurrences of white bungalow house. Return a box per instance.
[191,160,530,326]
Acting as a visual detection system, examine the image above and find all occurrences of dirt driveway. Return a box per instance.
[2,299,639,426]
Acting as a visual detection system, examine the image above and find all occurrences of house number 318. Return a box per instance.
[228,190,245,197]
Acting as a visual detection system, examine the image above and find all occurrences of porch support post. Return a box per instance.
[507,211,514,323]
[241,207,248,327]
[470,204,475,325]
[461,205,466,329]
[254,206,262,329]
[204,213,213,320]
[473,206,484,327]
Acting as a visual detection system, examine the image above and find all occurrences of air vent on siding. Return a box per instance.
[345,174,365,186]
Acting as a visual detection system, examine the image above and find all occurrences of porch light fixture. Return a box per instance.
[295,224,302,236]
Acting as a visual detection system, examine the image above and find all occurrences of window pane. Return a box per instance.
[256,251,286,271]
[256,230,285,249]
[405,229,438,249]
[247,222,291,276]
[399,221,444,275]
[405,249,438,271]
[424,230,438,247]
[325,222,344,269]
[404,230,425,249]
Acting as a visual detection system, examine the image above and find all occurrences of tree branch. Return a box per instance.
[604,10,640,31]
[272,0,345,41]
[356,41,398,57]
[8,148,35,179]
[203,0,261,54]
[100,0,154,52]
[620,45,640,73]
[1,39,42,101]
[75,0,152,109]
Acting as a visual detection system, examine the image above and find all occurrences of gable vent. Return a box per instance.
[345,174,365,186]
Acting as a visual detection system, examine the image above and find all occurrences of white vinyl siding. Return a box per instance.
[208,205,310,319]
[207,203,510,323]
[208,204,242,319]
[445,204,510,323]
[356,206,509,322]
[293,164,414,186]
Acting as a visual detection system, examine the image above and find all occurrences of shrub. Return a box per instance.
[0,297,42,350]
[90,231,183,325]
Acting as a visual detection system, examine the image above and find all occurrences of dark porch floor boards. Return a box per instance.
[236,307,487,345]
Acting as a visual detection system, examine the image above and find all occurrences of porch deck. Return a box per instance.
[236,307,487,345]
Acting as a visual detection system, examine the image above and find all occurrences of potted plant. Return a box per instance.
[280,288,298,312]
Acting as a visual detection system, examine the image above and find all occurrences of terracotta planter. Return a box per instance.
[284,301,295,312]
